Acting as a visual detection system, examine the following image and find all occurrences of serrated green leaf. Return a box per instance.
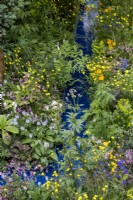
[46,136,54,142]
[5,125,19,134]
[32,153,39,160]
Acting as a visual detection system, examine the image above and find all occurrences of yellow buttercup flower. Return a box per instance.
[99,75,104,81]
[78,196,83,200]
[103,141,110,146]
[96,69,102,74]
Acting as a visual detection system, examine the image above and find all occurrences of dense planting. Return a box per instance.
[0,0,133,199]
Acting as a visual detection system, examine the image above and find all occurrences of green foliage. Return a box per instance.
[0,115,19,145]
[0,0,82,50]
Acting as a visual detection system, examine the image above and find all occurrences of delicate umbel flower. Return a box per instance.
[51,100,58,106]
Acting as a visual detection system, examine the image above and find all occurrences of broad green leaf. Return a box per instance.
[32,153,39,160]
[0,115,7,129]
[5,119,12,126]
[46,136,54,142]
[4,125,19,134]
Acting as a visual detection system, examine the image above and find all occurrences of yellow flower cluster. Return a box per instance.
[77,193,89,200]
[104,7,111,13]
[107,39,116,50]
[99,141,110,150]
[86,58,111,82]
[52,170,58,177]
[102,184,108,191]
[111,70,133,92]
[96,6,131,36]
[110,161,118,173]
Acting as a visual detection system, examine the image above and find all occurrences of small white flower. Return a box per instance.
[26,119,30,123]
[45,105,49,111]
[38,182,41,186]
[97,139,101,144]
[59,103,63,108]
[45,176,48,181]
[44,142,50,148]
[51,100,58,106]
[91,135,95,140]
[20,126,25,131]
[29,134,33,138]
[22,111,26,115]
[49,125,54,130]
[93,119,96,122]
[13,121,18,125]
[53,106,58,110]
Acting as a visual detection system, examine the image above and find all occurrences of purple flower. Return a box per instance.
[125,149,133,164]
[118,58,129,70]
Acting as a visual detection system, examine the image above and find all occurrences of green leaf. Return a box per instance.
[32,153,39,160]
[0,115,7,129]
[2,130,11,145]
[35,148,41,156]
[22,138,33,144]
[41,157,48,165]
[5,119,12,126]
[50,152,58,161]
[46,136,54,142]
[4,126,19,134]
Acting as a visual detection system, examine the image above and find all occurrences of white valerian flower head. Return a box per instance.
[37,121,41,126]
[29,134,33,138]
[53,106,58,110]
[20,126,25,131]
[26,119,30,123]
[59,103,63,108]
[93,118,96,122]
[44,105,49,111]
[44,142,50,148]
[51,100,58,106]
